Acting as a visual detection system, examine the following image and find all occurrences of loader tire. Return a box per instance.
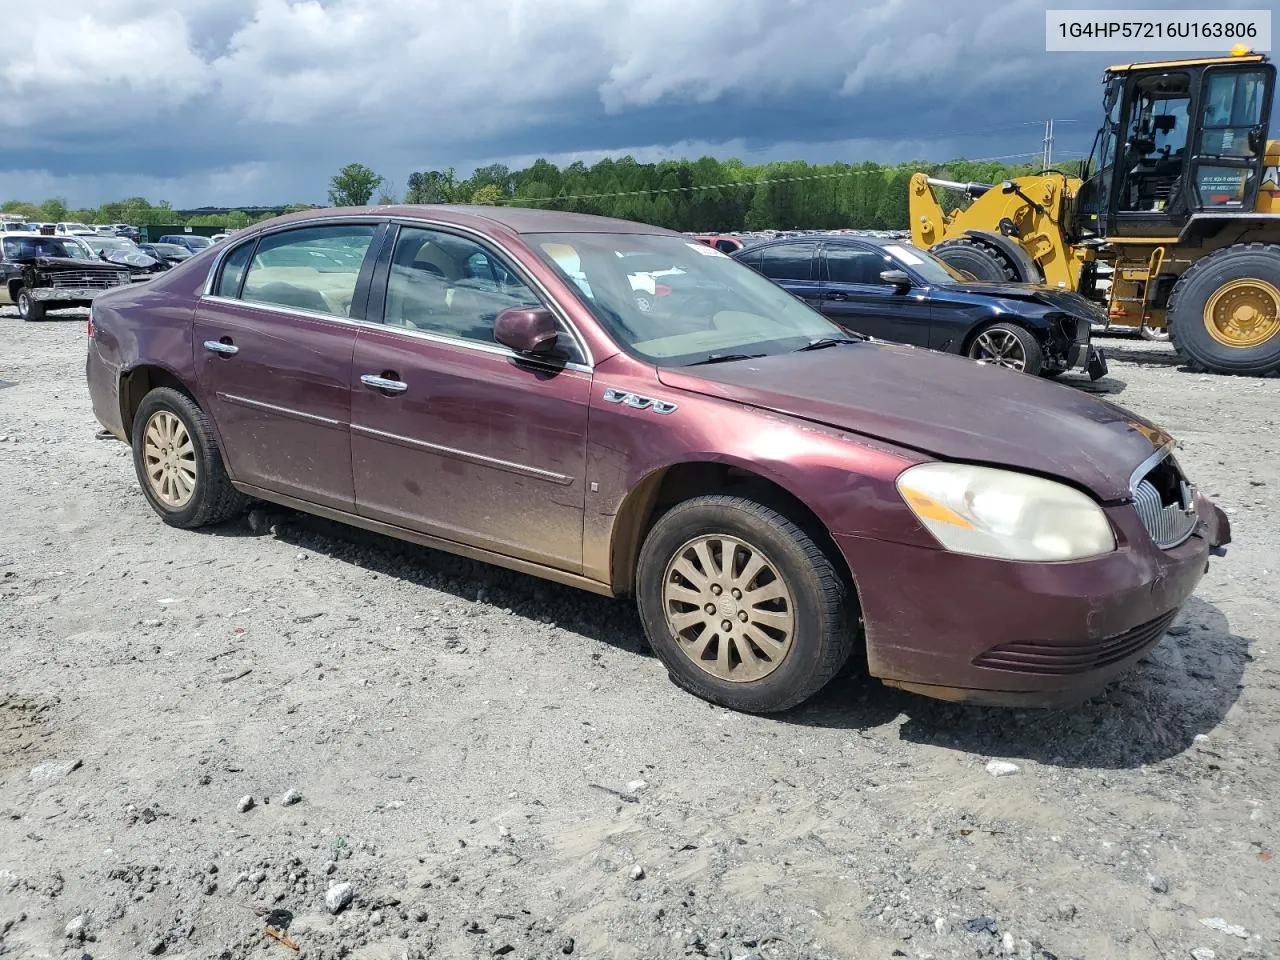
[1168,243,1280,376]
[932,238,1020,283]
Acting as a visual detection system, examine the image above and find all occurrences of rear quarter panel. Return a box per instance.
[87,255,213,435]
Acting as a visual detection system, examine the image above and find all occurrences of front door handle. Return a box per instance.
[203,339,239,356]
[361,373,408,394]
[824,292,848,301]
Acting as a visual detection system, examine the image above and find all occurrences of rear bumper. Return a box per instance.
[835,496,1230,707]
[86,340,126,441]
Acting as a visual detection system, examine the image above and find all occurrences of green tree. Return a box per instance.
[40,198,69,221]
[328,163,384,207]
[404,169,457,204]
[468,184,505,206]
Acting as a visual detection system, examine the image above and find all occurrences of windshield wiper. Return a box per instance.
[686,353,766,366]
[794,335,864,352]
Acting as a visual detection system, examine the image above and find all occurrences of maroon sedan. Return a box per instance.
[85,206,1230,713]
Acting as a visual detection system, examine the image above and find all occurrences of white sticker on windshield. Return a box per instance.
[686,242,729,257]
[884,244,925,266]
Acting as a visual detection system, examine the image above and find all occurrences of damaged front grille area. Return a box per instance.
[1132,448,1198,550]
[48,270,128,289]
[972,609,1178,675]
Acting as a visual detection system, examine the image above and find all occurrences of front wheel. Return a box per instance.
[636,495,856,713]
[967,322,1044,376]
[16,288,45,322]
[131,387,248,528]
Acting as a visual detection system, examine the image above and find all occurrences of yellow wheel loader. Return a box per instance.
[910,48,1280,376]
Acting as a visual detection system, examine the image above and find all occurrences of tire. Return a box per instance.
[634,292,656,313]
[16,288,45,322]
[1167,243,1280,376]
[933,238,1019,282]
[635,495,856,713]
[130,387,248,528]
[966,321,1044,376]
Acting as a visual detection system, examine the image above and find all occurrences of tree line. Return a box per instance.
[3,155,1045,233]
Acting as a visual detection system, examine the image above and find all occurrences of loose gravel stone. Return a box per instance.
[325,882,354,914]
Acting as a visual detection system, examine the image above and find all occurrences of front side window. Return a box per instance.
[758,243,816,282]
[530,232,839,366]
[239,224,376,317]
[381,227,545,345]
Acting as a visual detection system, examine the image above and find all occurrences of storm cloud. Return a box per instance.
[0,0,1248,207]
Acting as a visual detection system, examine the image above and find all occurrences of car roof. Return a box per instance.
[738,233,904,253]
[258,204,684,237]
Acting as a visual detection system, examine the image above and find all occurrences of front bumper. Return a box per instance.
[835,494,1230,707]
[30,285,123,302]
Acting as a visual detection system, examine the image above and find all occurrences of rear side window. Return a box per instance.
[239,224,377,317]
[758,243,815,282]
[825,246,891,285]
[214,241,255,298]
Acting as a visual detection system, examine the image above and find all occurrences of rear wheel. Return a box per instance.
[636,495,856,713]
[1168,243,1280,376]
[933,238,1020,282]
[967,322,1044,376]
[16,288,45,322]
[131,387,248,528]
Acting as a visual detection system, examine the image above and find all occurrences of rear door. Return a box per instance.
[193,221,383,511]
[349,223,592,572]
[818,242,933,345]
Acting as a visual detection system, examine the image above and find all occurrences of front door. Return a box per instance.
[756,242,822,308]
[349,224,591,572]
[1190,64,1273,212]
[818,243,933,346]
[193,221,381,511]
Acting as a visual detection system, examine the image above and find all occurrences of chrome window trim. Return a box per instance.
[1128,440,1176,496]
[201,213,595,372]
[199,294,592,375]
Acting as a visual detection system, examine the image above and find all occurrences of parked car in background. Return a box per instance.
[79,235,167,278]
[86,205,1228,713]
[1,232,131,320]
[54,222,96,236]
[693,234,746,254]
[734,235,1107,379]
[210,233,230,243]
[138,242,193,265]
[157,234,214,254]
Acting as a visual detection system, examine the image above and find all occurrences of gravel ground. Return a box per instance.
[1,309,1278,960]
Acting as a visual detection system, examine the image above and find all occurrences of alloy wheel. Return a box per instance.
[661,534,795,683]
[971,329,1027,370]
[142,410,197,508]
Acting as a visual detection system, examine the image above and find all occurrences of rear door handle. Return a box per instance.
[824,292,848,301]
[203,339,239,356]
[361,374,408,394]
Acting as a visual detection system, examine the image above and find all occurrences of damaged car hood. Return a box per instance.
[939,281,1108,323]
[657,342,1165,501]
[19,256,127,273]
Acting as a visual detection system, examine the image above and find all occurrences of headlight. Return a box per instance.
[896,462,1115,562]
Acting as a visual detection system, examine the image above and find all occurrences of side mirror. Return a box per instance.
[494,306,559,355]
[880,269,912,289]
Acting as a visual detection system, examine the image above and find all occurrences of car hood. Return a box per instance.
[656,343,1167,501]
[938,281,1108,323]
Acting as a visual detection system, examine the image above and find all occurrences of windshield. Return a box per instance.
[152,244,191,258]
[527,232,842,365]
[185,236,213,249]
[83,237,135,254]
[2,236,91,259]
[881,243,966,284]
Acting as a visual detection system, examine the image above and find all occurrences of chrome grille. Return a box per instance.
[1132,449,1197,550]
[49,270,128,289]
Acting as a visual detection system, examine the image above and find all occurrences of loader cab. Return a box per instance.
[1074,54,1275,239]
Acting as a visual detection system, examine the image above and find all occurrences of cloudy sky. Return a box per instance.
[0,0,1266,208]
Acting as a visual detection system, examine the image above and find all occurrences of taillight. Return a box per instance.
[656,283,673,297]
